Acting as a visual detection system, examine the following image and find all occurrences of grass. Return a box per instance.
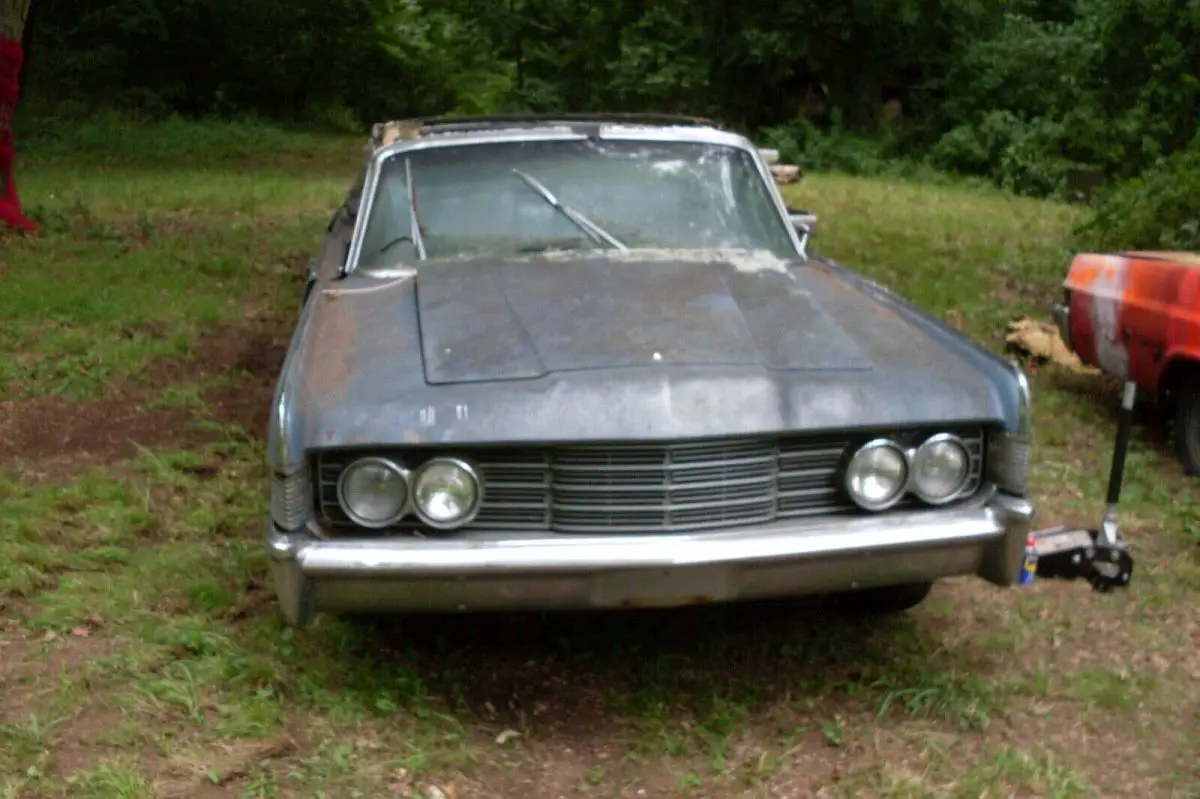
[1,118,1197,798]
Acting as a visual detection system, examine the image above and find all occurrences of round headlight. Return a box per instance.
[337,457,409,528]
[911,434,970,504]
[411,457,482,529]
[845,439,908,511]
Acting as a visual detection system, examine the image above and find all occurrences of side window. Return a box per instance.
[358,173,414,267]
[730,154,796,255]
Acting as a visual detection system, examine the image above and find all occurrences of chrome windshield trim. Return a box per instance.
[404,157,426,261]
[343,125,805,276]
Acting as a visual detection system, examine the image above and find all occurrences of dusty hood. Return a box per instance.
[274,249,1021,457]
[415,250,872,384]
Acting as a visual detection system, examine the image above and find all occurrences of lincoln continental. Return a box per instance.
[266,114,1035,627]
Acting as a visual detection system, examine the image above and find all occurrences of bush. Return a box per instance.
[760,115,895,177]
[1072,140,1200,252]
[16,108,354,165]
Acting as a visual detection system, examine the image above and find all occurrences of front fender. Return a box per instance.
[1159,349,1200,398]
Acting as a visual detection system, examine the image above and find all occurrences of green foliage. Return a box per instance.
[15,0,1200,218]
[1072,139,1200,252]
[761,116,896,177]
[16,108,354,165]
[922,0,1200,198]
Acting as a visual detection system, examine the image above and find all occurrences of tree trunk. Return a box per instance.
[0,0,36,233]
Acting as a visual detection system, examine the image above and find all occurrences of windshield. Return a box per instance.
[355,138,797,269]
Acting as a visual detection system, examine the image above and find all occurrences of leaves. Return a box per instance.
[18,0,1199,212]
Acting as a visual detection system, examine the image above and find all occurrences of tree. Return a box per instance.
[0,0,35,233]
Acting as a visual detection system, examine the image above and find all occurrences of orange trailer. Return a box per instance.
[1055,251,1200,473]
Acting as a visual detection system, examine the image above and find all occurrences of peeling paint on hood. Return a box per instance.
[524,247,793,274]
[359,247,795,278]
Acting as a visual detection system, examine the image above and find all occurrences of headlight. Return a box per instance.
[337,457,410,528]
[411,457,483,529]
[845,439,908,511]
[911,434,970,504]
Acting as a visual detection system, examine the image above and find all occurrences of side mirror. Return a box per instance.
[787,209,818,234]
[786,209,817,253]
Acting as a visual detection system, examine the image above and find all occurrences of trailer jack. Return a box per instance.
[1027,380,1137,591]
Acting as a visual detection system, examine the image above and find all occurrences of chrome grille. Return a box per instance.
[316,427,985,534]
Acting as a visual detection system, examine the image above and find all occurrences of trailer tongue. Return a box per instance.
[1029,380,1137,591]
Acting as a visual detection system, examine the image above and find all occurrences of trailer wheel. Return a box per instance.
[1174,378,1200,477]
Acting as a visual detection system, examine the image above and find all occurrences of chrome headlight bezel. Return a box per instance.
[271,468,312,532]
[1012,365,1033,441]
[988,363,1033,497]
[336,456,411,529]
[410,456,484,530]
[844,438,910,511]
[988,430,1030,496]
[910,432,972,505]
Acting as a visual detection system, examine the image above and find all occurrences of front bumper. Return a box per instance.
[266,492,1034,627]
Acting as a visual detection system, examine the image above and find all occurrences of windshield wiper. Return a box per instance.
[511,168,627,251]
[406,157,427,260]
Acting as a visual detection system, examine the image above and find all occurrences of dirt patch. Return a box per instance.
[148,311,292,440]
[0,625,115,727]
[0,313,292,482]
[155,736,300,799]
[148,313,290,388]
[0,397,206,479]
[52,705,130,777]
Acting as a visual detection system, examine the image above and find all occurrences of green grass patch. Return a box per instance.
[0,121,1195,797]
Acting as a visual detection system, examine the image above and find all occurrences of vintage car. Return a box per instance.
[266,113,1035,628]
[1054,251,1200,474]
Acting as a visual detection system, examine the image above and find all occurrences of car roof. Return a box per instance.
[366,113,743,158]
[398,113,725,136]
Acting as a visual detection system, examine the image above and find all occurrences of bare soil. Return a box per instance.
[175,311,293,439]
[0,625,116,727]
[0,397,202,477]
[0,312,291,482]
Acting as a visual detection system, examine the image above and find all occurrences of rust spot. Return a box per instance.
[300,278,418,419]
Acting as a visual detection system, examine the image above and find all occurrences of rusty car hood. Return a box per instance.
[272,250,1023,459]
[414,251,872,384]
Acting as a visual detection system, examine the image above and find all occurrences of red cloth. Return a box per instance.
[0,37,36,233]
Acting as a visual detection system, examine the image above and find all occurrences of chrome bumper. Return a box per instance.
[266,493,1035,627]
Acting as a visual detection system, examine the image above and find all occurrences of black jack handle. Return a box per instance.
[1030,380,1135,591]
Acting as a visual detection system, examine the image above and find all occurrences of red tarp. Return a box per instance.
[0,37,36,233]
